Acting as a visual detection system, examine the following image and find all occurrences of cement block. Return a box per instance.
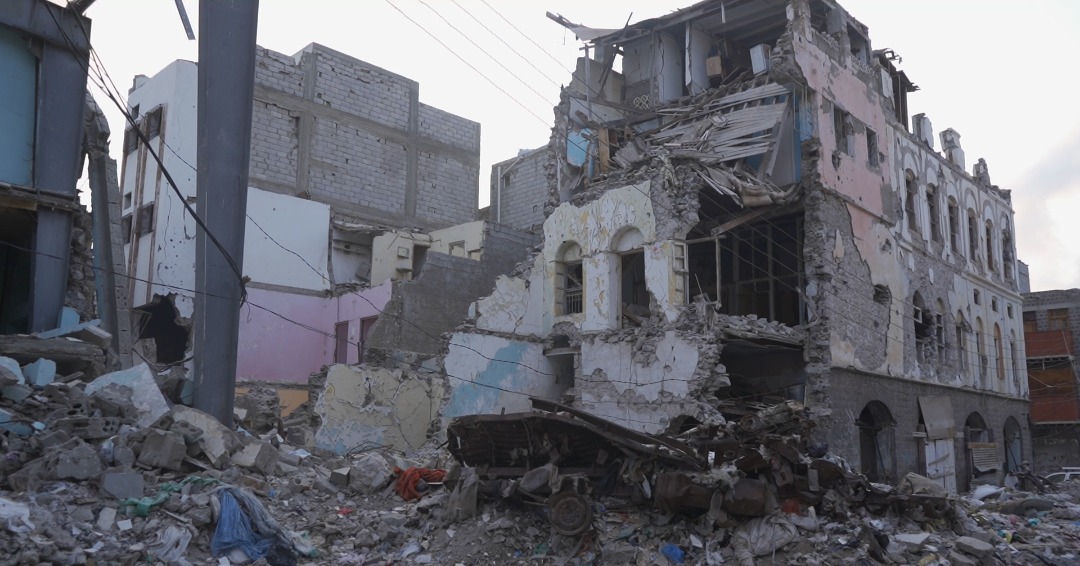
[21,358,55,388]
[0,356,23,386]
[55,441,105,481]
[84,364,169,428]
[954,536,994,558]
[59,306,79,328]
[330,467,351,488]
[137,429,187,471]
[230,441,279,475]
[101,471,145,499]
[54,416,122,440]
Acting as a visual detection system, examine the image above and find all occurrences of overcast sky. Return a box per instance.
[78,0,1079,292]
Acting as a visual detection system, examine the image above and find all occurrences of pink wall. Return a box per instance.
[236,282,392,383]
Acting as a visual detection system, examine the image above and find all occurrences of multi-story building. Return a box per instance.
[443,0,1027,492]
[120,44,535,408]
[1024,289,1080,473]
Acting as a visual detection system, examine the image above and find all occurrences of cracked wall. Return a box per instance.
[313,364,445,454]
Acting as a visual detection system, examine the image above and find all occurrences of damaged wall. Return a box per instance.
[367,223,538,358]
[490,147,549,232]
[312,364,445,454]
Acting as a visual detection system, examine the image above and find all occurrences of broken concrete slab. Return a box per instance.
[84,364,169,428]
[101,471,145,500]
[96,507,117,532]
[349,452,395,494]
[167,406,242,469]
[954,536,994,558]
[230,441,279,475]
[0,408,33,437]
[0,356,23,386]
[2,384,33,403]
[55,441,105,481]
[235,386,281,434]
[137,429,187,471]
[21,358,56,388]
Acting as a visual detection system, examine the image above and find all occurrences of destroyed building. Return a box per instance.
[1023,289,1080,474]
[452,0,1029,494]
[1,1,94,336]
[120,45,534,410]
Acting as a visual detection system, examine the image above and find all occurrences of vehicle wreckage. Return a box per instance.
[446,398,959,540]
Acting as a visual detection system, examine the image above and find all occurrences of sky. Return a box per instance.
[76,0,1080,292]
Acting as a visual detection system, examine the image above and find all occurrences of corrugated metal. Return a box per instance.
[969,442,998,473]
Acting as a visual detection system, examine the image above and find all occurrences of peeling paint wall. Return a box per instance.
[441,333,566,426]
[314,364,445,454]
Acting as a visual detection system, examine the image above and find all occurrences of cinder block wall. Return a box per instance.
[248,44,480,231]
[489,148,549,232]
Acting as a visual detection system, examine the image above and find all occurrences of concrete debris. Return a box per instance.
[84,363,169,428]
[235,386,282,434]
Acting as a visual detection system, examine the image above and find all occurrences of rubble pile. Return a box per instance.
[2,340,1079,565]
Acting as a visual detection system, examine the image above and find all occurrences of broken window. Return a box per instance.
[411,244,428,278]
[967,210,979,261]
[0,207,34,334]
[448,240,466,258]
[934,300,947,361]
[718,215,803,326]
[984,220,996,272]
[833,107,852,155]
[620,250,649,325]
[145,107,163,140]
[136,203,155,236]
[973,289,981,305]
[926,185,940,242]
[1048,308,1069,331]
[991,297,998,312]
[121,214,133,244]
[947,198,960,254]
[673,242,689,305]
[904,173,919,233]
[1002,229,1014,280]
[123,127,139,155]
[866,128,879,166]
[554,243,583,316]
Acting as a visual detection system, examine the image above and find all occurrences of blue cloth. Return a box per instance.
[661,542,685,564]
[211,490,274,560]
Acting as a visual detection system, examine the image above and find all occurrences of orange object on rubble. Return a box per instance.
[394,466,447,501]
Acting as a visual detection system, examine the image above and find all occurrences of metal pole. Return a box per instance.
[193,0,259,425]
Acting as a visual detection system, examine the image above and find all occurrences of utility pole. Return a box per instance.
[193,0,259,425]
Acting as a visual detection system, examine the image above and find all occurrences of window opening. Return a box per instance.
[976,318,987,387]
[1002,230,1014,280]
[688,240,719,302]
[984,220,995,272]
[913,294,932,364]
[620,250,649,325]
[994,324,1005,382]
[1048,308,1068,331]
[947,198,960,253]
[555,243,584,316]
[866,128,878,166]
[967,210,979,260]
[359,316,377,363]
[334,322,349,364]
[1023,310,1036,333]
[833,107,852,155]
[718,215,804,326]
[927,185,940,242]
[905,173,918,232]
[134,294,189,364]
[956,313,968,374]
[411,245,428,277]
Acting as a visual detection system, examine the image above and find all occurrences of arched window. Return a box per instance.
[1002,227,1014,281]
[985,220,996,272]
[927,185,941,242]
[994,324,1005,382]
[947,197,961,253]
[955,311,969,377]
[975,317,987,387]
[967,209,979,260]
[555,242,583,315]
[905,172,919,232]
[913,293,932,363]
